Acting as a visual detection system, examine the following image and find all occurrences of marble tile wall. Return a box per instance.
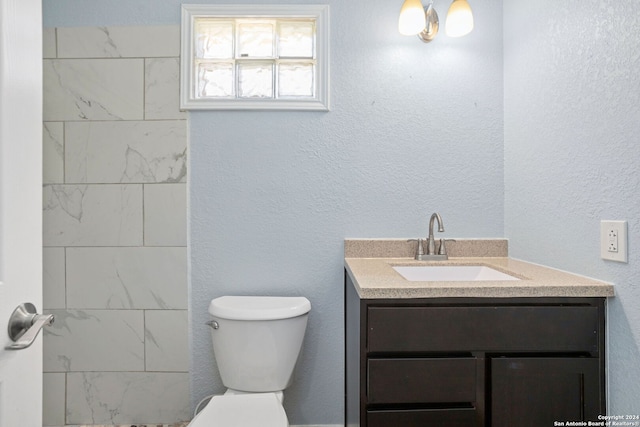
[42,26,190,426]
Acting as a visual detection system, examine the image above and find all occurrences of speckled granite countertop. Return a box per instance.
[345,239,614,299]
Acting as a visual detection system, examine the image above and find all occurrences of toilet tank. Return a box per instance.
[208,296,311,393]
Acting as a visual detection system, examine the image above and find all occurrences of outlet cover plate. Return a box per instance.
[601,220,628,262]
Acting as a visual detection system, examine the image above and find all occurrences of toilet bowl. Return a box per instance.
[187,296,310,427]
[189,393,288,427]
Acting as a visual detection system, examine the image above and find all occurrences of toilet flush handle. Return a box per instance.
[206,320,219,330]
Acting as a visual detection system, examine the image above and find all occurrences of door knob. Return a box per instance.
[5,303,54,350]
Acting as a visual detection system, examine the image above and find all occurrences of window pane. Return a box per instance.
[278,63,314,97]
[195,20,233,59]
[238,63,274,98]
[196,62,234,98]
[278,22,314,58]
[237,22,275,58]
[182,5,328,109]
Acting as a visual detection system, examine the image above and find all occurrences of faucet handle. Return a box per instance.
[407,238,425,260]
[438,238,447,256]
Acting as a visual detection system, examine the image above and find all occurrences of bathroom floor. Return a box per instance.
[61,424,189,427]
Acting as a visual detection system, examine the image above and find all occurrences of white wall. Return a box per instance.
[504,0,640,413]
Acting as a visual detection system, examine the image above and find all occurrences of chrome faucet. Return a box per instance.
[409,212,448,261]
[427,212,445,256]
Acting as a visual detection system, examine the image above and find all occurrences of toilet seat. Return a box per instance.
[188,393,289,427]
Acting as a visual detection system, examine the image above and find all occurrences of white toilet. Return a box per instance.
[188,295,311,427]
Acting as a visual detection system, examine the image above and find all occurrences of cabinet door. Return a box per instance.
[492,358,602,427]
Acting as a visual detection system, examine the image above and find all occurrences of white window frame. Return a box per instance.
[181,4,330,111]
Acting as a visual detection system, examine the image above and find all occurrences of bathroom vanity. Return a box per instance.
[344,239,614,427]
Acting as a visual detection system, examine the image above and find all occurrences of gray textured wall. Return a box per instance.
[188,0,504,424]
[42,0,640,422]
[504,0,640,413]
[44,0,504,424]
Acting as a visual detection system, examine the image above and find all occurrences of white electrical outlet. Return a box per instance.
[601,220,628,262]
[608,228,618,252]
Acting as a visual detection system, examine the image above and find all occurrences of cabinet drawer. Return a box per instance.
[368,407,477,427]
[368,306,599,353]
[368,358,476,404]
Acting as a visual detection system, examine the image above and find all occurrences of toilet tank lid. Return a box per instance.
[209,296,311,320]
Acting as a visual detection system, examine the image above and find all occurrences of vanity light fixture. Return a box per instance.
[445,0,474,37]
[398,0,473,43]
[398,0,426,35]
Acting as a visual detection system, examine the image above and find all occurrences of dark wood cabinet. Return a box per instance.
[345,272,606,427]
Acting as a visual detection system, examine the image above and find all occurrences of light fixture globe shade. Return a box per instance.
[445,0,474,37]
[399,0,426,35]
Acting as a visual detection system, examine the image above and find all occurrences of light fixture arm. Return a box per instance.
[417,2,439,43]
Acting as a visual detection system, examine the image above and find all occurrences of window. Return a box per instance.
[181,4,329,111]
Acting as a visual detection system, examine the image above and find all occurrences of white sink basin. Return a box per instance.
[392,265,520,282]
